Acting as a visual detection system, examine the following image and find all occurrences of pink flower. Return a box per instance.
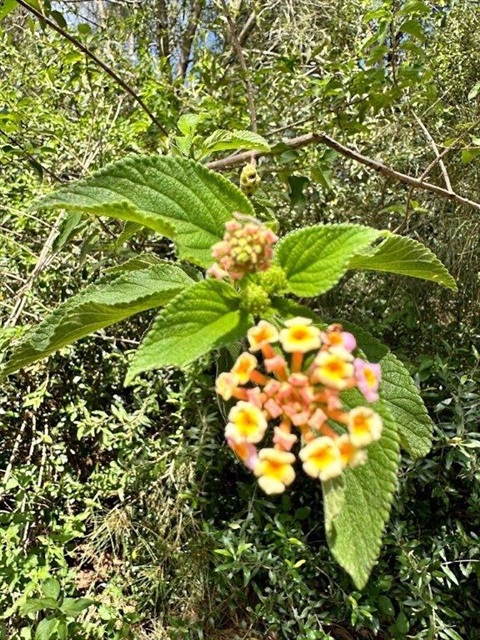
[354,359,381,403]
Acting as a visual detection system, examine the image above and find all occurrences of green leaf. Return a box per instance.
[202,130,271,155]
[126,279,248,383]
[467,82,480,101]
[177,113,207,136]
[20,599,59,615]
[348,234,457,290]
[0,0,17,21]
[323,398,400,589]
[347,324,434,458]
[400,19,425,42]
[35,618,58,640]
[41,579,60,601]
[35,156,254,267]
[1,263,194,378]
[60,597,95,618]
[275,224,380,297]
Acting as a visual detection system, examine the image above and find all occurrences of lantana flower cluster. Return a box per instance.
[215,318,383,495]
[207,213,278,280]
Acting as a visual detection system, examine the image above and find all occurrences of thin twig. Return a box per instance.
[220,0,258,140]
[14,0,168,136]
[0,128,65,182]
[4,215,64,328]
[207,131,480,213]
[413,112,453,192]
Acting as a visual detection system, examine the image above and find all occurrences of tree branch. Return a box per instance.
[207,132,480,213]
[413,112,453,192]
[220,0,257,136]
[14,0,168,136]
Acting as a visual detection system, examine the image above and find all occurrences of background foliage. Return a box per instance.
[1,1,479,638]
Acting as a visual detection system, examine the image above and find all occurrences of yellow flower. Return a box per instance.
[311,348,354,390]
[347,407,382,447]
[299,437,343,481]
[336,434,367,468]
[279,317,321,353]
[215,372,240,400]
[231,352,258,384]
[225,401,267,444]
[253,448,296,494]
[247,320,279,351]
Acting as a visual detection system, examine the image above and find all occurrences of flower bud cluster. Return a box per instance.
[207,214,278,281]
[215,318,382,495]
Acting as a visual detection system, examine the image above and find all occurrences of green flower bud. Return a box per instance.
[240,163,261,197]
[258,265,288,295]
[240,283,271,315]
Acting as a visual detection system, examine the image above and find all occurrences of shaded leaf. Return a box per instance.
[347,324,434,458]
[41,579,60,601]
[126,279,248,383]
[1,263,194,378]
[348,234,457,290]
[323,397,400,589]
[60,597,95,617]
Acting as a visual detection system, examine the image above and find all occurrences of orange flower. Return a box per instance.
[299,437,343,481]
[279,317,321,353]
[215,372,240,401]
[347,407,382,447]
[311,348,354,390]
[231,352,258,384]
[336,434,367,468]
[247,320,279,352]
[225,401,268,444]
[253,448,296,494]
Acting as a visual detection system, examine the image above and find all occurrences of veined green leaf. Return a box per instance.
[202,130,271,155]
[348,234,457,290]
[35,618,58,640]
[349,325,433,458]
[0,263,194,378]
[126,279,248,383]
[35,156,254,267]
[323,397,400,589]
[60,598,95,617]
[275,224,380,297]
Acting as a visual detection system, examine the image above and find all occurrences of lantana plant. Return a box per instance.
[0,141,457,588]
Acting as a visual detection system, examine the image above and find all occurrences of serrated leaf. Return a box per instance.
[274,224,380,297]
[346,324,433,458]
[34,156,253,267]
[348,234,457,290]
[1,263,194,378]
[35,618,58,640]
[126,279,248,383]
[60,597,95,617]
[0,0,17,21]
[41,578,60,601]
[323,398,400,589]
[202,130,271,155]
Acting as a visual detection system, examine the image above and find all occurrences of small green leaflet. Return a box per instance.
[35,156,254,267]
[348,234,457,290]
[0,263,194,378]
[349,324,434,458]
[201,130,271,155]
[126,279,248,384]
[275,224,380,297]
[323,395,400,589]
